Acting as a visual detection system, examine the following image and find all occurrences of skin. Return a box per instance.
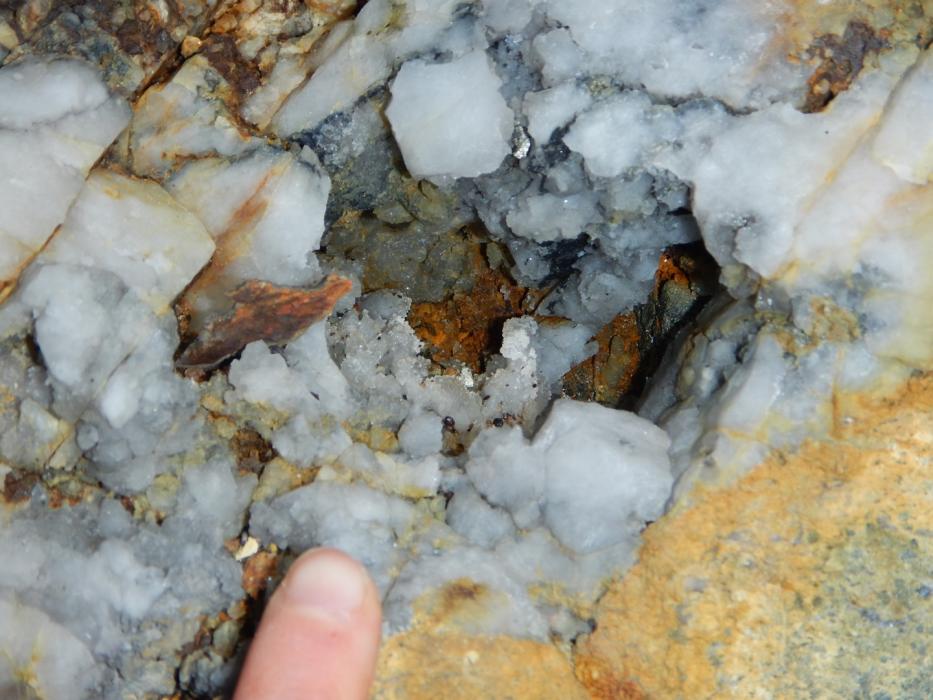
[234,548,382,700]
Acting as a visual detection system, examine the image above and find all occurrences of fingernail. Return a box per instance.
[283,550,367,623]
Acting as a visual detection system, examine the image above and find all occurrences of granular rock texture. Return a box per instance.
[577,374,933,699]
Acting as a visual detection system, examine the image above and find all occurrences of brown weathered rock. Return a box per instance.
[375,631,589,700]
[176,274,353,371]
[803,20,887,112]
[574,373,933,699]
[3,0,214,95]
[563,244,718,407]
[408,233,544,373]
[242,551,280,600]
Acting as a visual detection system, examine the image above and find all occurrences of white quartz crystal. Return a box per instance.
[873,48,933,185]
[531,28,585,87]
[466,425,544,529]
[397,410,444,458]
[387,50,513,179]
[272,0,484,136]
[565,92,678,178]
[482,0,535,35]
[446,485,516,548]
[480,316,546,423]
[523,82,592,145]
[243,21,356,130]
[467,399,672,553]
[168,148,329,288]
[42,170,215,313]
[505,191,600,242]
[250,481,418,593]
[544,0,809,109]
[17,265,168,403]
[272,33,391,136]
[167,147,331,329]
[0,59,130,284]
[0,462,251,695]
[228,335,354,467]
[0,599,100,700]
[533,322,598,390]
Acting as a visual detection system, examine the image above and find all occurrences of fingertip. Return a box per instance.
[282,548,371,623]
[234,548,382,700]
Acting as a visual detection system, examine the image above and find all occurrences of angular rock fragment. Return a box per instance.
[169,148,332,333]
[205,0,357,129]
[176,275,353,371]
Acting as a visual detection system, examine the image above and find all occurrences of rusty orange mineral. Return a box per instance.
[176,274,353,371]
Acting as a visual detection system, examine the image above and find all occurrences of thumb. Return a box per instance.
[233,548,382,700]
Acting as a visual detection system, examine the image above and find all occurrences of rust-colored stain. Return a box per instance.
[199,32,262,98]
[563,245,717,407]
[374,631,590,700]
[230,428,275,474]
[242,551,280,600]
[562,312,641,407]
[803,21,886,112]
[305,0,359,19]
[114,16,173,58]
[779,0,930,114]
[3,466,97,511]
[434,579,489,620]
[654,247,694,288]
[574,655,649,700]
[2,471,38,504]
[44,482,89,510]
[0,279,14,304]
[408,243,544,373]
[176,274,353,371]
[173,160,285,342]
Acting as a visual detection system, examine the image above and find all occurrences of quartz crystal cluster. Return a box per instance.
[0,0,930,697]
